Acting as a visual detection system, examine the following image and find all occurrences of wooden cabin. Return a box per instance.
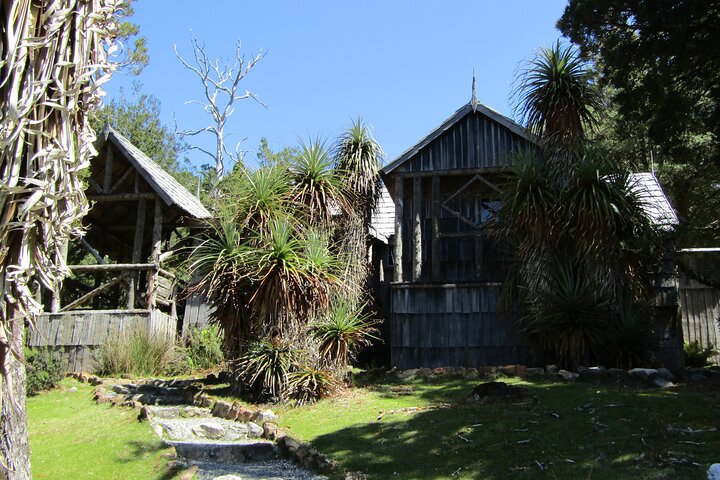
[380,100,534,369]
[29,127,212,371]
[378,99,683,370]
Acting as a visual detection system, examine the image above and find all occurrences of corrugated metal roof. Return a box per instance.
[103,127,212,220]
[629,172,678,228]
[382,101,534,175]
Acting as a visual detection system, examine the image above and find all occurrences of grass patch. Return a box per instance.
[28,378,182,480]
[275,373,720,479]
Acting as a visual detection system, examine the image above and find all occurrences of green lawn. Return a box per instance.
[28,378,182,480]
[275,372,720,480]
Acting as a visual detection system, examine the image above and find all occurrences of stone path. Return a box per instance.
[148,404,327,480]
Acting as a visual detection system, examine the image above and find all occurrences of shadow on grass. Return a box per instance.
[312,377,719,480]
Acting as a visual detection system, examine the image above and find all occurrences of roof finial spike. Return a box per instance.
[471,69,478,112]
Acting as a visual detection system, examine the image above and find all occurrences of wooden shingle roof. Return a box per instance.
[100,127,212,220]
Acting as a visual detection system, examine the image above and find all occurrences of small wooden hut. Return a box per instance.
[380,100,533,369]
[378,99,682,370]
[29,127,212,371]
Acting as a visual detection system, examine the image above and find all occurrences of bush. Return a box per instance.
[236,340,293,400]
[169,325,226,375]
[25,347,64,396]
[287,363,338,405]
[684,340,718,368]
[96,329,175,377]
[311,298,379,369]
[601,298,654,369]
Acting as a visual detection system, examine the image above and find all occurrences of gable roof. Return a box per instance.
[382,101,533,175]
[629,172,678,228]
[99,127,212,220]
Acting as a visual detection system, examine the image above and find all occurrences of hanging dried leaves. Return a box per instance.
[0,0,119,355]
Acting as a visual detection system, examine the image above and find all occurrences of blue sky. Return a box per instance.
[106,1,569,170]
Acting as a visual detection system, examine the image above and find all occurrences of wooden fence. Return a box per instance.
[28,309,177,372]
[679,272,720,363]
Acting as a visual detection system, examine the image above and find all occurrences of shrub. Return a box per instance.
[684,340,718,368]
[173,325,225,374]
[287,363,338,405]
[601,298,654,369]
[311,298,379,369]
[236,340,293,399]
[25,347,64,396]
[95,329,175,377]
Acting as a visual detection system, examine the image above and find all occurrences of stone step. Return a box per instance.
[172,440,276,463]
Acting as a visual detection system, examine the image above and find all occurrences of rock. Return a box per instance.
[652,377,674,389]
[578,367,610,382]
[545,365,559,375]
[237,406,254,422]
[252,409,278,424]
[282,436,301,453]
[558,370,579,381]
[138,406,153,422]
[397,369,418,380]
[211,400,233,419]
[318,455,339,473]
[628,368,658,380]
[466,367,479,378]
[88,376,102,386]
[121,373,134,380]
[246,421,264,438]
[179,464,198,480]
[656,367,675,380]
[68,387,78,393]
[708,463,720,480]
[192,422,226,440]
[467,381,534,404]
[112,384,131,395]
[433,367,446,375]
[263,421,279,439]
[607,368,629,378]
[418,367,433,376]
[213,475,243,480]
[525,367,545,376]
[498,365,518,376]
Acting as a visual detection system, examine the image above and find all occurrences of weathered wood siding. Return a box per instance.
[393,111,530,173]
[390,284,528,368]
[29,309,176,372]
[182,292,214,337]
[679,273,720,363]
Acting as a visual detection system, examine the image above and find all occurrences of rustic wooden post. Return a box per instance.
[51,238,68,312]
[102,145,114,192]
[431,175,441,280]
[412,176,422,281]
[393,176,404,282]
[146,199,163,309]
[127,193,146,309]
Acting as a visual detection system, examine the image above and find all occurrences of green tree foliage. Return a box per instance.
[558,0,720,246]
[91,87,199,191]
[114,1,149,75]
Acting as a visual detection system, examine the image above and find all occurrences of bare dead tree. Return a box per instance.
[174,35,265,188]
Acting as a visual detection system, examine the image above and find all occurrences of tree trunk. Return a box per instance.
[0,297,32,480]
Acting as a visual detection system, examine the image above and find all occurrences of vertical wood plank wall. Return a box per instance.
[29,310,177,372]
[679,273,720,363]
[390,284,528,368]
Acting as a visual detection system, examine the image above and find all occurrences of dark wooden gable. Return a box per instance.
[383,103,533,175]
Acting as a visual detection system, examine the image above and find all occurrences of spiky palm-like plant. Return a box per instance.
[291,139,348,226]
[334,118,384,221]
[515,41,602,151]
[311,297,379,369]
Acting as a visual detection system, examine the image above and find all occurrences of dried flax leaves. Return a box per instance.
[0,0,119,354]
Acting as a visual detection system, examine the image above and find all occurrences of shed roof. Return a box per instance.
[629,172,679,228]
[382,101,533,175]
[369,183,395,242]
[98,127,212,220]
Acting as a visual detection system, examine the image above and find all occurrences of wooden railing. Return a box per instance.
[59,263,176,314]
